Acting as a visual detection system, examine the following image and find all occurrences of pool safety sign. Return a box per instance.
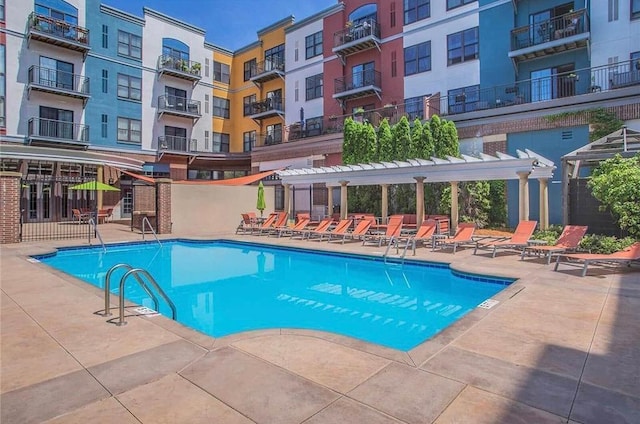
[477,299,499,309]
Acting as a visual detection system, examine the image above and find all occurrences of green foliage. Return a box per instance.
[441,121,460,158]
[362,123,377,163]
[421,120,435,158]
[377,119,394,161]
[439,182,491,227]
[409,119,424,159]
[342,118,357,164]
[488,180,507,226]
[394,116,412,160]
[578,234,636,254]
[430,115,445,158]
[589,108,623,142]
[532,225,564,245]
[588,154,640,238]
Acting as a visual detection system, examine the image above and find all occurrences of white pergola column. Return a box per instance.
[381,184,389,223]
[415,177,425,225]
[538,178,549,230]
[326,185,333,218]
[283,184,291,217]
[97,165,104,210]
[339,180,349,219]
[450,181,459,232]
[518,171,530,222]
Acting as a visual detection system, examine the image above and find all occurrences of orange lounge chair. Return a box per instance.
[236,213,258,234]
[474,220,538,257]
[521,225,588,264]
[278,217,310,238]
[554,242,640,277]
[72,208,91,224]
[337,218,374,244]
[363,215,404,247]
[264,212,289,236]
[401,219,438,255]
[253,213,278,235]
[298,218,332,240]
[434,223,476,253]
[316,219,352,242]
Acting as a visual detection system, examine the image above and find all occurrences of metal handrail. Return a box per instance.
[142,216,161,246]
[102,263,160,317]
[88,217,106,253]
[116,268,177,326]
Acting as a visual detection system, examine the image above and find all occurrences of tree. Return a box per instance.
[421,120,435,159]
[394,116,411,161]
[588,153,640,238]
[441,120,460,158]
[377,118,394,161]
[430,115,445,157]
[409,118,424,159]
[362,122,377,163]
[342,118,357,164]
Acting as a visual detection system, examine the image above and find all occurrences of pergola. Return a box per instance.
[277,149,556,230]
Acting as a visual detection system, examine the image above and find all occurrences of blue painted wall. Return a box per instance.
[505,125,589,227]
[84,0,143,151]
[479,1,515,90]
[513,0,582,27]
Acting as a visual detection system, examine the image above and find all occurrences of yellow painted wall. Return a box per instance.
[212,49,234,149]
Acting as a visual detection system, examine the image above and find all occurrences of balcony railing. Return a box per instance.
[27,65,90,100]
[157,55,202,82]
[255,132,283,148]
[249,58,285,84]
[334,69,382,101]
[28,118,89,145]
[248,97,284,119]
[27,12,90,52]
[158,135,197,153]
[511,9,589,53]
[333,18,381,56]
[157,95,201,118]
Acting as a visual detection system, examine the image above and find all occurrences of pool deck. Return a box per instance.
[1,223,638,423]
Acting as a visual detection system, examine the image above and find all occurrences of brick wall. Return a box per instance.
[0,172,22,244]
[156,179,172,234]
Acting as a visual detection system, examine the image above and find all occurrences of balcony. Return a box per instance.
[157,95,201,121]
[256,132,283,148]
[510,9,589,64]
[157,55,202,84]
[333,19,381,62]
[158,135,197,154]
[248,97,284,120]
[27,13,90,56]
[27,118,89,148]
[27,66,90,104]
[333,69,382,103]
[249,58,285,84]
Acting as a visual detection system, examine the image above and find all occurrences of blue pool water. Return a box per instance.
[36,240,512,351]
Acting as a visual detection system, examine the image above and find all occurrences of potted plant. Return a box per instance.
[180,60,189,72]
[191,62,201,75]
[353,107,365,116]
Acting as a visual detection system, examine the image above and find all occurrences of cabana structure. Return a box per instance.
[277,149,556,231]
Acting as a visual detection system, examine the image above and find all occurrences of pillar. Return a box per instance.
[97,165,104,210]
[283,184,291,217]
[518,171,530,222]
[415,177,425,225]
[0,172,23,244]
[326,185,333,217]
[450,181,459,232]
[538,178,549,230]
[381,184,389,223]
[339,180,349,219]
[155,178,172,234]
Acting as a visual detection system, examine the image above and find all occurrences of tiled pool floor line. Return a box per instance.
[1,224,638,423]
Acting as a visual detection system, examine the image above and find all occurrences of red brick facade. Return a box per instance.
[0,172,22,244]
[156,179,172,234]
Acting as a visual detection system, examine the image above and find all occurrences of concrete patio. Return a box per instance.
[1,223,638,423]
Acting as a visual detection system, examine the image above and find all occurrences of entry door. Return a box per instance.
[24,181,53,221]
[121,187,133,219]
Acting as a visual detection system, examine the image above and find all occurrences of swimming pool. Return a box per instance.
[36,240,512,351]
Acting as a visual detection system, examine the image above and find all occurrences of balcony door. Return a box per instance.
[165,86,187,111]
[531,63,575,102]
[164,126,187,151]
[39,106,73,139]
[39,56,73,90]
[352,61,374,89]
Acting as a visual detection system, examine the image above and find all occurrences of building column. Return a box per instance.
[538,178,549,230]
[380,184,389,223]
[0,172,23,244]
[415,177,425,225]
[155,178,172,234]
[326,185,333,218]
[339,180,349,219]
[97,165,104,211]
[283,184,291,217]
[450,181,459,232]
[518,171,531,222]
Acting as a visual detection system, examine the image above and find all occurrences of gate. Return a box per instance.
[20,175,96,241]
[568,178,625,237]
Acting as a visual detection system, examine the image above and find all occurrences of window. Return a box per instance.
[448,85,479,114]
[405,95,426,120]
[213,62,230,83]
[305,74,323,100]
[530,63,575,101]
[204,130,209,150]
[101,70,108,93]
[244,58,256,81]
[117,74,141,100]
[352,62,375,88]
[39,106,73,139]
[213,96,230,118]
[0,44,4,127]
[390,1,396,27]
[404,41,431,75]
[205,58,210,77]
[163,44,189,61]
[117,31,142,59]
[295,80,299,101]
[212,132,230,152]
[265,123,282,145]
[608,0,619,21]
[265,44,285,71]
[632,51,640,61]
[305,31,323,59]
[447,27,479,65]
[117,117,141,143]
[101,114,107,138]
[404,0,430,24]
[243,94,256,116]
[267,89,282,110]
[447,0,476,10]
[243,131,255,152]
[295,41,299,61]
[349,3,377,26]
[391,51,397,77]
[35,2,77,25]
[204,94,209,114]
[38,57,73,89]
[102,25,108,48]
[633,0,640,19]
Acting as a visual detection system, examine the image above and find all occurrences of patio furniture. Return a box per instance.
[263,212,289,236]
[554,242,640,277]
[363,215,403,247]
[296,218,332,240]
[520,225,588,264]
[277,217,310,238]
[318,219,353,242]
[474,220,538,257]
[72,208,90,224]
[330,218,372,244]
[253,213,278,235]
[236,213,259,234]
[402,219,438,255]
[433,223,476,253]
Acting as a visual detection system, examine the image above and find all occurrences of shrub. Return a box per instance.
[578,234,636,254]
[532,225,563,245]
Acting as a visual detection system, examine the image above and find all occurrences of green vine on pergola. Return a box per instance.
[545,107,623,141]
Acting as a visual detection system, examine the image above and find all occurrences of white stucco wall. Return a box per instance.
[590,1,640,67]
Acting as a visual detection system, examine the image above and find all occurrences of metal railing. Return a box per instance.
[511,9,588,51]
[157,54,202,77]
[255,132,283,147]
[250,58,285,77]
[248,97,284,115]
[28,65,90,95]
[158,135,197,153]
[115,267,176,326]
[87,217,105,253]
[334,18,381,47]
[28,118,89,143]
[28,12,89,46]
[157,95,201,115]
[142,216,161,246]
[334,69,382,94]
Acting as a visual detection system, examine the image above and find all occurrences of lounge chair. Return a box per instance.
[399,219,438,256]
[363,215,404,247]
[298,218,333,240]
[474,220,538,258]
[554,242,640,277]
[433,223,476,253]
[236,213,258,234]
[520,225,588,264]
[72,208,90,224]
[253,213,278,235]
[316,219,352,242]
[278,217,310,238]
[338,218,374,244]
[264,212,289,236]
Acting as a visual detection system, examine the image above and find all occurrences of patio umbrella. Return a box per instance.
[256,181,266,217]
[68,180,120,191]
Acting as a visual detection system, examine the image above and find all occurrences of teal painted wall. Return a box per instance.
[479,1,515,89]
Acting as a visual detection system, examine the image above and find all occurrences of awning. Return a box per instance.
[175,169,277,186]
[119,169,156,184]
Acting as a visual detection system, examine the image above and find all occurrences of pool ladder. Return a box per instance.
[142,216,161,246]
[101,263,176,326]
[383,236,412,264]
[88,217,106,253]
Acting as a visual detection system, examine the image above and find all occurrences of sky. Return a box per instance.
[104,0,337,51]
